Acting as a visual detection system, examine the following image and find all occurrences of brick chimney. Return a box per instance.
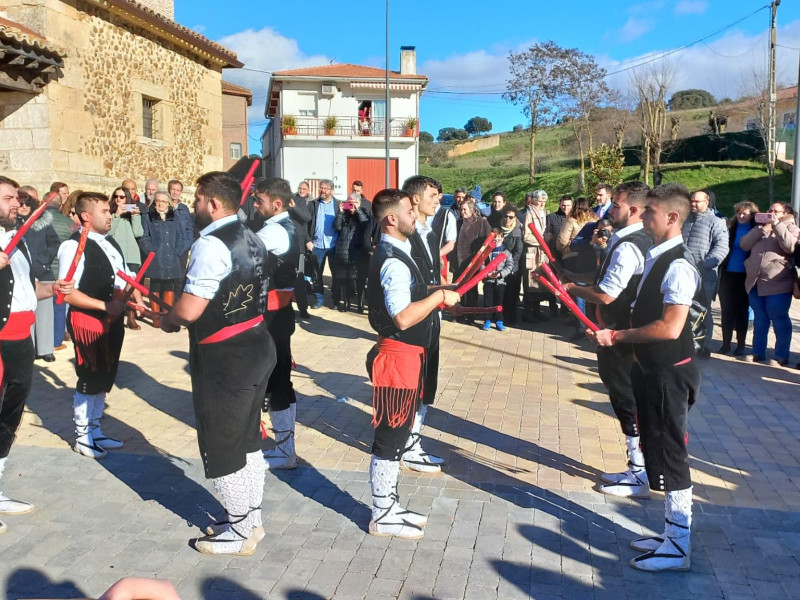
[400,46,416,75]
[136,0,174,20]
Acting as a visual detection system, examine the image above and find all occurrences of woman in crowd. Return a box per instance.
[332,193,370,312]
[740,201,798,365]
[453,197,491,315]
[717,201,758,356]
[556,197,596,258]
[521,190,552,321]
[61,189,83,227]
[108,187,144,329]
[18,190,60,361]
[487,192,507,229]
[139,191,184,327]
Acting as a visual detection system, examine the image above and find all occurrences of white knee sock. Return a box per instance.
[245,451,266,528]
[626,435,644,468]
[369,456,399,521]
[665,486,693,542]
[213,465,256,537]
[89,393,106,435]
[0,456,6,497]
[266,407,295,458]
[73,393,93,438]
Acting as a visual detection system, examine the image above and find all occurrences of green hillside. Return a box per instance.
[420,125,791,216]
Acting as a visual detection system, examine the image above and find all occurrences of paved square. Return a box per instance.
[1,303,799,599]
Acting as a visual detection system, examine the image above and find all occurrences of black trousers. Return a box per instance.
[69,315,125,395]
[718,270,749,343]
[422,318,440,406]
[597,345,638,437]
[191,323,275,479]
[0,338,34,458]
[265,306,297,412]
[631,360,700,492]
[503,271,521,322]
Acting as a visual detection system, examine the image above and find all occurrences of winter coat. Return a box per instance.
[139,206,184,280]
[109,212,144,267]
[22,209,60,281]
[522,206,547,247]
[545,210,568,259]
[454,213,491,270]
[173,202,195,256]
[740,219,799,295]
[501,221,523,274]
[681,208,729,285]
[44,206,78,275]
[333,207,370,266]
[483,248,514,285]
[557,216,597,255]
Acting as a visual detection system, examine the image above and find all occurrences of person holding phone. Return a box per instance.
[740,202,799,365]
[108,187,143,330]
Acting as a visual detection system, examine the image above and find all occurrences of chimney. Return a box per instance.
[400,46,416,75]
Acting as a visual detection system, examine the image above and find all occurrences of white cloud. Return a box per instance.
[630,1,666,16]
[420,49,509,92]
[609,17,656,44]
[675,0,708,16]
[216,27,329,132]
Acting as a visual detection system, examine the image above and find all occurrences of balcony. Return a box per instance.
[280,115,417,139]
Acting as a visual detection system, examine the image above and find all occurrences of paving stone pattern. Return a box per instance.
[1,303,799,599]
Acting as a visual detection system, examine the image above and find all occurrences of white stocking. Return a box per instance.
[626,435,644,468]
[213,465,256,538]
[73,392,92,438]
[369,456,399,521]
[245,451,265,529]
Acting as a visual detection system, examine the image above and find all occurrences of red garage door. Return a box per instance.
[347,158,398,201]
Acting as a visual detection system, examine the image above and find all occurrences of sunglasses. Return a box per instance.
[113,194,126,199]
[503,215,515,219]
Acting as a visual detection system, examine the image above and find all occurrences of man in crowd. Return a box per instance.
[296,181,310,203]
[307,179,339,309]
[58,192,143,459]
[589,183,701,572]
[564,182,652,498]
[402,175,447,472]
[365,188,460,539]
[168,179,195,271]
[144,179,159,207]
[161,171,275,556]
[50,181,69,206]
[43,191,75,353]
[594,183,613,219]
[0,176,72,535]
[251,178,302,470]
[545,195,573,265]
[682,189,728,358]
[430,185,458,278]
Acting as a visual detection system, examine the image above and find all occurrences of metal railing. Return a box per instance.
[281,115,416,138]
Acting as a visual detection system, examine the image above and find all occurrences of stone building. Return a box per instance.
[221,80,252,170]
[0,0,242,196]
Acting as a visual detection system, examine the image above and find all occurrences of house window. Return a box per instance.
[746,118,760,131]
[783,112,796,129]
[296,93,317,117]
[142,97,159,139]
[230,143,242,160]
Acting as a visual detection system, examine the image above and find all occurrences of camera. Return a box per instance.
[596,228,612,240]
[342,201,355,211]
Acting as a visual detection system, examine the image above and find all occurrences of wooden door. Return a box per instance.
[347,157,398,201]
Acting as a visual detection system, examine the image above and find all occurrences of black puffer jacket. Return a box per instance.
[333,208,370,265]
[140,206,183,280]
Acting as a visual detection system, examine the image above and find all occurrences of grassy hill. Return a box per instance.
[420,124,791,216]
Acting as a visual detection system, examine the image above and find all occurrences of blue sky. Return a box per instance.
[176,0,800,146]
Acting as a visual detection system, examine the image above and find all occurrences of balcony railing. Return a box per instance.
[280,115,417,138]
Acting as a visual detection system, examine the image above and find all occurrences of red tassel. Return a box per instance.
[260,420,269,440]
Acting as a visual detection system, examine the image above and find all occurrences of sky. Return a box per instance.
[175,0,800,146]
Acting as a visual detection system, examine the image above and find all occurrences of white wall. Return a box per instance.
[280,81,418,122]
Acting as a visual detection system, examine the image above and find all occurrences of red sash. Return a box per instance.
[199,314,264,345]
[370,337,425,428]
[0,311,36,384]
[267,289,295,311]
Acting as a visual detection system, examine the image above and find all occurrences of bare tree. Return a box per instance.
[503,41,573,184]
[630,63,674,186]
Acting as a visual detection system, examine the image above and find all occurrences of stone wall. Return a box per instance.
[446,134,500,158]
[0,0,224,195]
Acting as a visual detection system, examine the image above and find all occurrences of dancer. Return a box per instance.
[589,183,700,572]
[400,175,449,473]
[366,189,460,539]
[0,176,72,534]
[563,181,652,497]
[58,192,143,459]
[251,177,302,470]
[161,172,276,556]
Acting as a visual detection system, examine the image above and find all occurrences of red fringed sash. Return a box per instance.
[0,311,35,383]
[370,337,425,429]
[70,311,111,372]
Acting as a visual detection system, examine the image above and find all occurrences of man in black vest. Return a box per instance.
[589,183,701,572]
[251,177,302,470]
[0,176,72,533]
[366,189,460,539]
[401,175,446,473]
[58,192,143,460]
[564,181,652,498]
[161,172,276,556]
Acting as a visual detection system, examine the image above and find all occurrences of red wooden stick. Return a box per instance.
[55,227,89,304]
[119,251,155,307]
[540,263,567,294]
[454,234,495,285]
[536,275,599,332]
[446,305,502,316]
[116,270,173,310]
[527,222,556,264]
[239,159,261,207]
[4,202,48,255]
[438,254,507,311]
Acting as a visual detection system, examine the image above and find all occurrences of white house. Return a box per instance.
[261,47,428,199]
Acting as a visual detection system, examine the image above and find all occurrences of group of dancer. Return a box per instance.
[0,171,700,572]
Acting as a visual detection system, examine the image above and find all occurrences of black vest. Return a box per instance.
[595,228,651,329]
[269,216,301,290]
[0,242,34,329]
[630,243,697,370]
[71,233,124,320]
[190,220,270,343]
[368,241,433,348]
[409,230,440,286]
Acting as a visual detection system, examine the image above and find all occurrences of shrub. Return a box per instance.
[587,143,625,189]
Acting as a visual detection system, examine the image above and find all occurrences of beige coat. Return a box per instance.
[740,220,798,295]
[556,216,597,254]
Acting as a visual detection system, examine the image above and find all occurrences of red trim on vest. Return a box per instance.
[267,289,295,311]
[0,311,35,341]
[198,314,264,345]
[370,336,425,428]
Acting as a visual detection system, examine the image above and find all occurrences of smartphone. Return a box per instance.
[754,212,773,224]
[123,204,138,213]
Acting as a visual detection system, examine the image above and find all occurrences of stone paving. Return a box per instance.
[1,301,800,599]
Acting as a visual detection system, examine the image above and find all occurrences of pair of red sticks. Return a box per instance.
[526,222,599,333]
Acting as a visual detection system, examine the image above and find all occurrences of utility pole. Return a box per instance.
[768,0,780,204]
[385,0,391,188]
[791,46,800,214]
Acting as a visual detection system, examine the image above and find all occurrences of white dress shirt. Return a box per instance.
[0,229,37,313]
[633,235,700,308]
[256,211,291,256]
[379,233,416,318]
[183,215,238,300]
[58,229,132,293]
[598,222,648,299]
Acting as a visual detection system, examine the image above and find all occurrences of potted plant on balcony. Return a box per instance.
[323,116,337,135]
[281,115,297,135]
[404,118,418,137]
